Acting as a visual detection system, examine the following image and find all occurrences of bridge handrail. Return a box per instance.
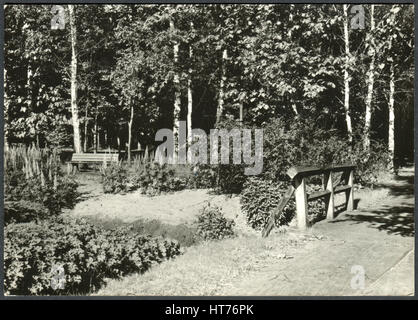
[286,163,356,230]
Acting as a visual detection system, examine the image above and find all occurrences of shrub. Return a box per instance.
[339,138,391,186]
[240,178,295,229]
[186,164,217,189]
[263,118,390,186]
[100,163,129,194]
[4,147,79,217]
[4,216,181,295]
[209,118,250,194]
[130,161,186,196]
[4,200,49,225]
[195,203,236,240]
[54,176,79,209]
[214,164,248,194]
[240,177,325,230]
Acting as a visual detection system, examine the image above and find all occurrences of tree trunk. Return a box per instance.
[170,19,181,156]
[187,23,193,159]
[93,115,98,154]
[4,67,9,149]
[216,49,227,123]
[343,4,353,142]
[68,5,82,154]
[388,6,399,171]
[84,99,89,152]
[364,5,375,152]
[128,105,134,164]
[388,60,395,170]
[239,102,243,125]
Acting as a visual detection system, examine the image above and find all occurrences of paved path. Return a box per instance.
[222,168,414,296]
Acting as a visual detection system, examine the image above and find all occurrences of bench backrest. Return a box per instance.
[71,153,119,163]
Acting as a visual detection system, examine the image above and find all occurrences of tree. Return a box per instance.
[343,5,353,142]
[68,5,82,153]
[363,5,375,152]
[187,22,194,157]
[378,5,414,168]
[170,18,181,157]
[3,4,413,167]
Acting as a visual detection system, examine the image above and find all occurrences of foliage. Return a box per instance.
[339,135,391,186]
[185,164,217,189]
[100,163,129,194]
[4,216,181,295]
[130,161,186,196]
[240,177,325,230]
[211,118,249,194]
[4,146,79,217]
[4,200,49,225]
[195,203,236,240]
[4,5,413,168]
[215,164,248,194]
[263,118,390,186]
[240,178,295,230]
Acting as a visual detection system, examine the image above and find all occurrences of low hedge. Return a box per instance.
[4,200,49,225]
[4,216,181,295]
[130,162,186,196]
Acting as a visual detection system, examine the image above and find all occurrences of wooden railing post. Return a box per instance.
[324,170,334,219]
[294,175,308,230]
[346,168,354,211]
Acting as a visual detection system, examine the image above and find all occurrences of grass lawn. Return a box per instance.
[95,230,321,296]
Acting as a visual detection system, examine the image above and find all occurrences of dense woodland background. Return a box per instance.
[3,4,415,296]
[4,4,414,166]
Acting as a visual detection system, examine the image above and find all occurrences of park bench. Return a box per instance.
[263,164,356,237]
[68,153,119,173]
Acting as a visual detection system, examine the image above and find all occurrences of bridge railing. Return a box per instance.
[287,164,356,230]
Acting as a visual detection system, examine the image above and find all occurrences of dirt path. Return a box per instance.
[219,167,414,296]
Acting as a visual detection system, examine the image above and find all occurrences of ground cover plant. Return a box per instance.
[4,216,181,295]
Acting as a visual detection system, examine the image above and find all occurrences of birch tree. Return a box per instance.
[187,22,194,153]
[363,5,375,152]
[383,5,413,169]
[68,5,82,153]
[170,19,181,156]
[216,49,227,123]
[343,5,353,142]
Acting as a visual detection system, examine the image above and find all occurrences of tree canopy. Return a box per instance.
[4,4,414,164]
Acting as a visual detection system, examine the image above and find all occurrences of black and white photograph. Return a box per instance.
[2,2,415,297]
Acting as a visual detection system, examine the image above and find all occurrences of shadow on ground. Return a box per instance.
[332,203,415,237]
[374,174,415,197]
[330,171,414,237]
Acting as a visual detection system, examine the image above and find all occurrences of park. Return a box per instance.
[3,4,414,296]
